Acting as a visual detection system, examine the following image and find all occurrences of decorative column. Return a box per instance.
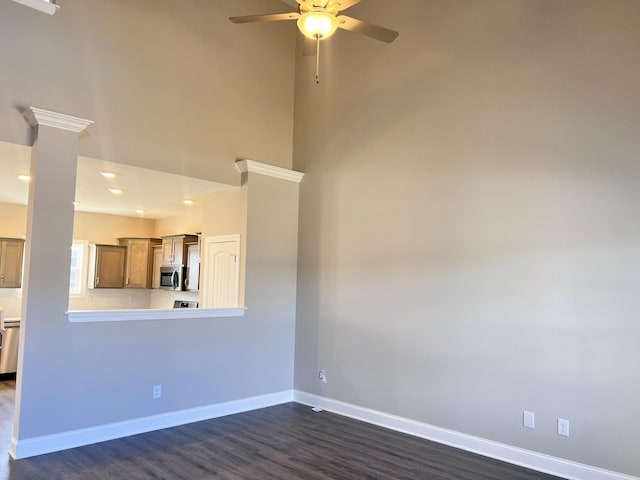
[234,159,304,392]
[11,108,93,457]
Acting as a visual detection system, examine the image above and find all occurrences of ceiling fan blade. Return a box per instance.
[336,15,399,43]
[328,0,362,12]
[229,12,300,24]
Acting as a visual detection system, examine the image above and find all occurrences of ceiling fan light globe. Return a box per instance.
[297,12,338,39]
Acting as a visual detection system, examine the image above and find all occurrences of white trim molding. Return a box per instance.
[11,390,293,459]
[11,0,59,15]
[294,391,639,480]
[10,388,638,479]
[68,307,246,323]
[235,159,304,183]
[24,107,94,133]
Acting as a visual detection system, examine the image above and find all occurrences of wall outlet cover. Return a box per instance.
[523,410,535,429]
[558,418,570,437]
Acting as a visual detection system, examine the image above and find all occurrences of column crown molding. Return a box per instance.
[24,107,94,133]
[11,0,59,15]
[235,159,304,183]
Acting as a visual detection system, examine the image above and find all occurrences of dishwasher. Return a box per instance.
[0,321,20,374]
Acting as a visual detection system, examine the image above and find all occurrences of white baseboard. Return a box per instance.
[10,389,639,480]
[10,390,293,460]
[294,390,639,480]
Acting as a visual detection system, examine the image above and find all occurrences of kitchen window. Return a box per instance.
[69,240,88,296]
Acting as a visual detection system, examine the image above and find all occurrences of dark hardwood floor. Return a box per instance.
[0,381,563,479]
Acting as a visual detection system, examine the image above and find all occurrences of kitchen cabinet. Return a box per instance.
[151,245,163,289]
[162,234,198,266]
[0,238,25,288]
[88,244,126,288]
[118,238,161,289]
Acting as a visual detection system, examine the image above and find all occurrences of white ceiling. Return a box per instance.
[0,141,235,220]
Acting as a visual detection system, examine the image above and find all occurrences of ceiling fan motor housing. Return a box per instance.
[299,1,341,16]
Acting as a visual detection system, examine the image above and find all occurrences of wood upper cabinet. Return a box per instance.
[88,244,126,288]
[162,234,198,266]
[118,238,162,289]
[0,238,25,288]
[151,245,163,289]
[161,239,174,266]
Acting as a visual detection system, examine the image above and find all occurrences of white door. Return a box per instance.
[202,235,240,308]
[185,244,200,291]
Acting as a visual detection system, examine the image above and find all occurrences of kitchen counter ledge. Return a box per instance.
[67,307,246,323]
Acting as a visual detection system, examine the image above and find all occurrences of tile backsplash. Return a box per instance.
[0,289,22,317]
[0,287,199,317]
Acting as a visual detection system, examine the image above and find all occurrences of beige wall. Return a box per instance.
[0,203,27,238]
[293,0,640,477]
[201,187,248,306]
[73,211,156,244]
[153,206,203,239]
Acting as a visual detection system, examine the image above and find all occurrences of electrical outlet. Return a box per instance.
[523,410,535,429]
[318,370,327,383]
[152,385,162,399]
[558,418,570,437]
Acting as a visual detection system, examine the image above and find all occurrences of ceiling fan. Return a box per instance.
[229,0,399,83]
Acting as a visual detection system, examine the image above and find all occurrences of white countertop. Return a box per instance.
[67,307,246,323]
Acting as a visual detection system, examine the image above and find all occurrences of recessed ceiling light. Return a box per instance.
[101,171,116,179]
[183,199,194,205]
[109,188,123,195]
[17,174,31,182]
[135,209,145,214]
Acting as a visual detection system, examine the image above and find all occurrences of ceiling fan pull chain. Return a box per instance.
[315,35,321,84]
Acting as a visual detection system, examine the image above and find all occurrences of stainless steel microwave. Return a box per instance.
[159,266,185,291]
